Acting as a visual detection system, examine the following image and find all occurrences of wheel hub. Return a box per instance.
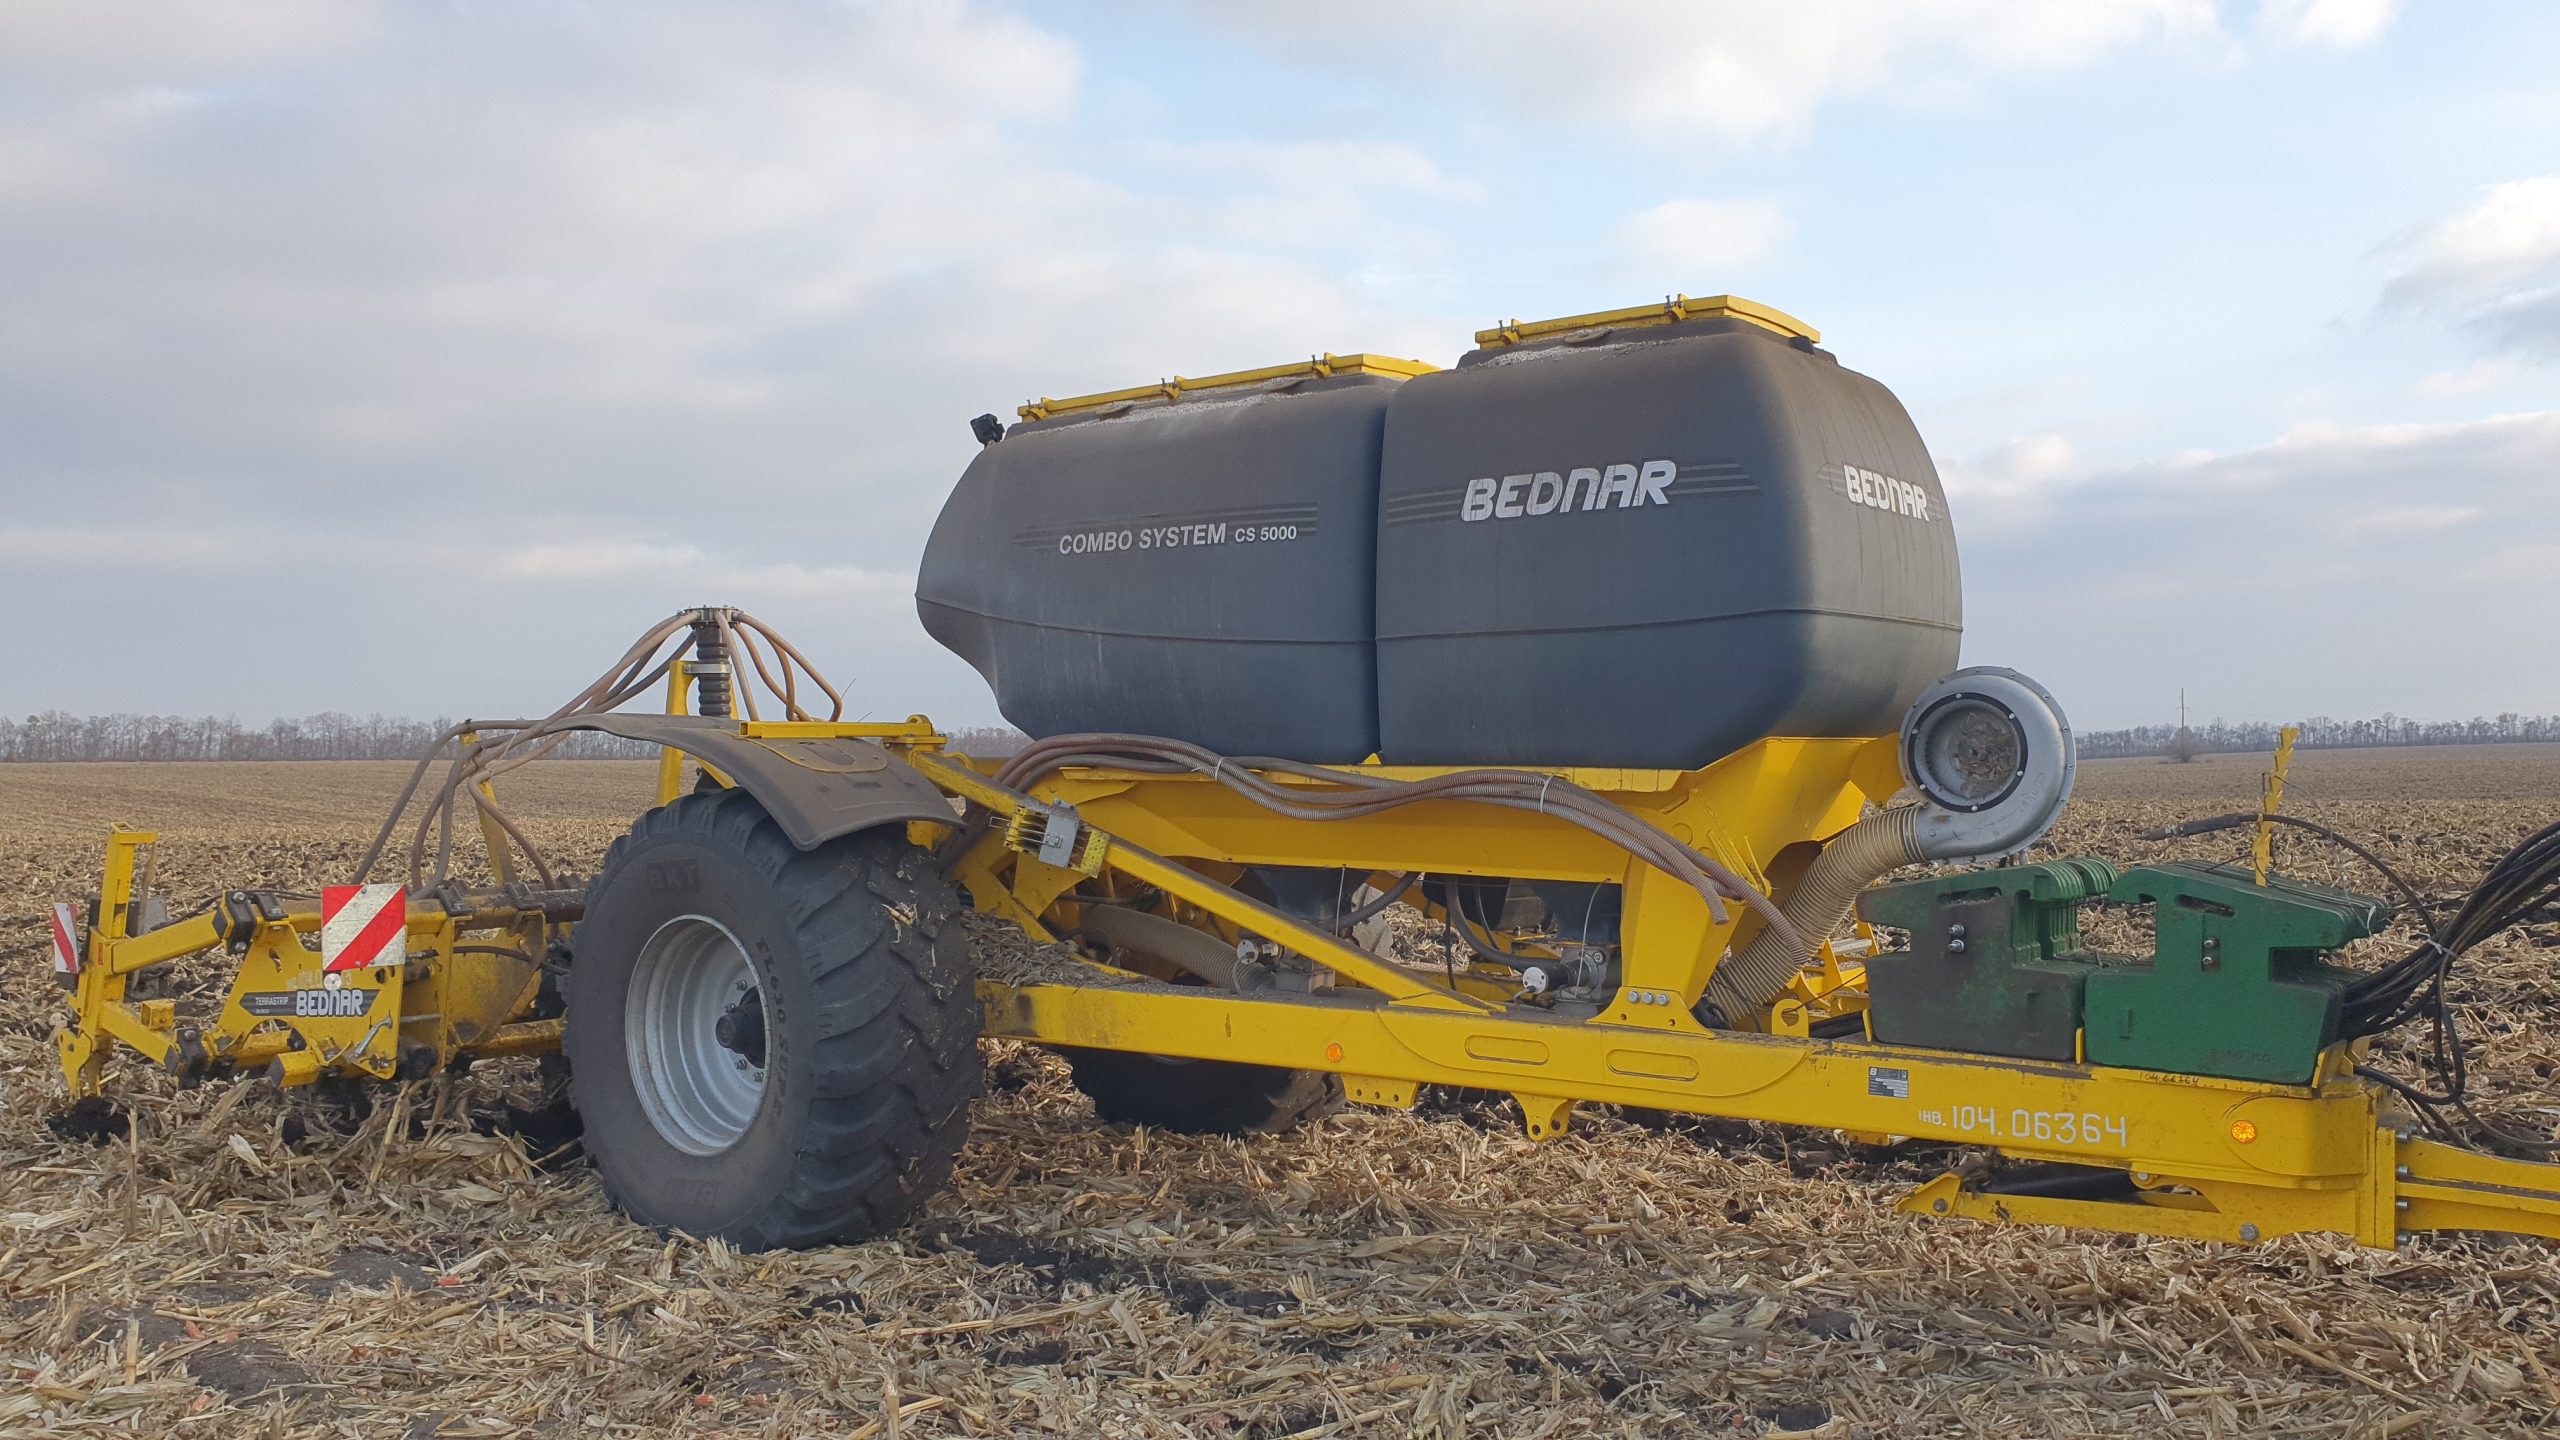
[626,914,767,1156]
[715,989,767,1068]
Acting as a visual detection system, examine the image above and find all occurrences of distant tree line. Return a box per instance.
[2078,713,2560,759]
[14,708,2541,764]
[0,710,1034,763]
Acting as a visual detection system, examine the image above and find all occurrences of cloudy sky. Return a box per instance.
[5,0,2557,733]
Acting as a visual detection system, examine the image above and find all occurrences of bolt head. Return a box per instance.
[2238,1223,2260,1242]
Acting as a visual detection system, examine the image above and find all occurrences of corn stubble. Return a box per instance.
[3,749,2558,1437]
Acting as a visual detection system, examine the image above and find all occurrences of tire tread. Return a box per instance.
[571,795,978,1251]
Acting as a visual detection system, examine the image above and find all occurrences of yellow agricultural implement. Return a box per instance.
[43,607,2560,1253]
[41,294,2560,1255]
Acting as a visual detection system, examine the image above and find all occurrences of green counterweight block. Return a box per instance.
[1858,859,2118,1061]
[2082,863,2394,1085]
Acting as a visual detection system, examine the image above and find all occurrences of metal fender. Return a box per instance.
[561,713,960,850]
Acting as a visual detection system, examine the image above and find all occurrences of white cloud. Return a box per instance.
[2378,176,2560,358]
[0,0,373,84]
[2257,0,2400,47]
[1932,433,2086,542]
[2382,177,2560,305]
[2416,357,2525,396]
[0,1,1473,723]
[1958,411,2560,725]
[1939,432,2081,499]
[1612,199,1792,280]
[1186,1,2223,141]
[0,525,250,570]
[489,538,911,605]
[2332,503,2479,537]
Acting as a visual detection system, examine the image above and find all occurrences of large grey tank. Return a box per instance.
[1372,301,1961,768]
[916,356,1433,761]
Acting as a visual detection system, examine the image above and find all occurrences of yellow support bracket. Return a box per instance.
[2394,1136,2560,1241]
[2252,724,2300,886]
[910,750,1494,1014]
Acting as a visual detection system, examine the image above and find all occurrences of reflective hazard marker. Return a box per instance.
[321,884,407,974]
[49,902,80,975]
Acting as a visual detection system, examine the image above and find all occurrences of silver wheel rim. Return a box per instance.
[627,914,766,1156]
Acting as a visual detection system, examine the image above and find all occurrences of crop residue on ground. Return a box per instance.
[4,748,2558,1437]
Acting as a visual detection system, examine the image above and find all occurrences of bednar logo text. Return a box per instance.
[242,987,379,1019]
[1842,463,1933,521]
[1460,460,1676,522]
[321,883,408,974]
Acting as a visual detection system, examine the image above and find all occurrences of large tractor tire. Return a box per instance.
[1065,1049,1343,1136]
[564,789,978,1250]
[1055,905,1343,1136]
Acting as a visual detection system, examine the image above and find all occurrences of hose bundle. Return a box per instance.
[2147,811,2560,1148]
[352,609,846,890]
[993,733,1799,951]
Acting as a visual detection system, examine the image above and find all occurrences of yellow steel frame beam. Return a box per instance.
[979,978,2560,1248]
[911,738,1900,1029]
[61,713,2560,1250]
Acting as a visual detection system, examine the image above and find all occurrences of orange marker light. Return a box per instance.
[2230,1119,2259,1144]
[1324,1042,1344,1063]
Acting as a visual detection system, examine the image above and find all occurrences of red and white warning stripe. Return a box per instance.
[321,884,407,974]
[49,902,81,975]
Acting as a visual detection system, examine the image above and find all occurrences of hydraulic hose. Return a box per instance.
[1704,807,1921,1022]
[993,733,1800,948]
[364,607,851,890]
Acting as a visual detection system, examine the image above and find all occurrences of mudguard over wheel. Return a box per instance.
[1066,1048,1343,1136]
[565,789,977,1250]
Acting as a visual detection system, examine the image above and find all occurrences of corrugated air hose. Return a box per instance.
[1702,807,1921,1022]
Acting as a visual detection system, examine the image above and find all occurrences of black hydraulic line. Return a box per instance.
[1335,872,1419,933]
[2156,809,2560,1151]
[2139,811,2441,950]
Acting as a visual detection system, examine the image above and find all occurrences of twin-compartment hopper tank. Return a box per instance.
[916,297,1961,769]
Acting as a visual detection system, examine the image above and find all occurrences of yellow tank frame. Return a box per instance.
[901,736,2560,1250]
[50,710,2560,1251]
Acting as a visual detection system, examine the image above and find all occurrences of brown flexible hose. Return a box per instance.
[992,734,1800,949]
[1702,807,1921,1021]
[369,607,859,891]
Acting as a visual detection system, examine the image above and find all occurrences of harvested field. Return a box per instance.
[5,747,2559,1437]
